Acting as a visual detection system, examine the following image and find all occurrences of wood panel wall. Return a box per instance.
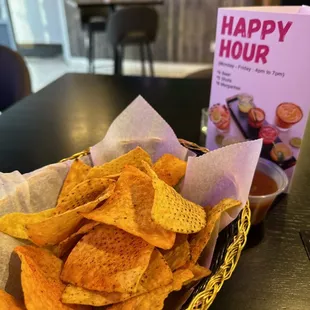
[65,0,254,63]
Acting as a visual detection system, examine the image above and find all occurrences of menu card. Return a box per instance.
[207,6,310,190]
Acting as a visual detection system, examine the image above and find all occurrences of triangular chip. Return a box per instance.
[87,147,152,179]
[52,221,100,258]
[0,289,25,310]
[160,234,190,271]
[61,249,173,306]
[152,154,187,186]
[14,246,90,310]
[142,162,206,234]
[61,224,154,293]
[190,198,241,264]
[183,264,211,285]
[106,269,194,310]
[0,208,54,240]
[58,159,91,204]
[26,193,110,246]
[55,178,115,214]
[83,166,175,249]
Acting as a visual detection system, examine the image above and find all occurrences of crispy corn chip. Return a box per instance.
[183,264,211,285]
[190,198,242,264]
[55,178,115,214]
[0,208,54,240]
[52,221,100,257]
[26,194,109,246]
[14,246,90,310]
[61,224,154,293]
[61,249,172,306]
[160,234,190,271]
[83,166,175,249]
[87,147,152,179]
[171,268,194,291]
[152,154,187,186]
[58,159,91,204]
[0,289,25,310]
[142,162,206,234]
[107,269,194,310]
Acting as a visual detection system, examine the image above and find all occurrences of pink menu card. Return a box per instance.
[207,6,310,190]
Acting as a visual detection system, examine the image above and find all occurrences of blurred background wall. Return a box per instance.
[65,0,255,64]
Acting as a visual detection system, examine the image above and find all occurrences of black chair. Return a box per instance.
[0,45,31,112]
[107,7,158,76]
[80,7,109,73]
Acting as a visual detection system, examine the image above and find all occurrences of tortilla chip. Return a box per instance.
[0,289,25,310]
[142,162,206,234]
[83,166,175,249]
[52,221,100,258]
[160,234,190,271]
[190,198,242,264]
[171,268,194,291]
[61,224,154,293]
[152,154,187,186]
[55,178,115,214]
[58,159,91,204]
[0,208,54,240]
[61,249,172,306]
[87,147,152,179]
[26,194,108,246]
[183,263,211,285]
[14,246,90,310]
[107,269,194,310]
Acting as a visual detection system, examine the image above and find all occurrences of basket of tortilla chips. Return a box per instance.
[0,96,261,310]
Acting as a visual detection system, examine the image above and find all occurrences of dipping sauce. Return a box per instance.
[249,170,279,225]
[275,102,303,130]
[250,170,278,196]
[248,108,265,128]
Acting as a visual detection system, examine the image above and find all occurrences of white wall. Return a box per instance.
[8,0,63,44]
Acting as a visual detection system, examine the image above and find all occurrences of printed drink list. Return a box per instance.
[207,6,310,192]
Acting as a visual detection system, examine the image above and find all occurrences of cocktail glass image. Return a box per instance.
[209,103,231,132]
[275,102,303,131]
[270,142,293,163]
[238,93,254,113]
[258,125,278,144]
[248,107,265,128]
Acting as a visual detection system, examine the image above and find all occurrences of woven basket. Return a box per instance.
[60,139,251,310]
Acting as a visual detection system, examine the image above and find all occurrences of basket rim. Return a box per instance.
[186,202,251,309]
[60,140,251,310]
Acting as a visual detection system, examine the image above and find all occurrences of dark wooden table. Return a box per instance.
[0,73,309,309]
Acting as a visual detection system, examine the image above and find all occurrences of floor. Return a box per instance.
[25,57,212,92]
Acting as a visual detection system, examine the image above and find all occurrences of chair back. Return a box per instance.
[0,45,31,111]
[107,7,158,46]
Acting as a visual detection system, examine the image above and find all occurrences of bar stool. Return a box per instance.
[80,7,109,73]
[106,7,158,76]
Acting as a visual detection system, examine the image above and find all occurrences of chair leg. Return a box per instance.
[114,45,123,75]
[146,44,154,77]
[88,25,94,73]
[139,44,146,76]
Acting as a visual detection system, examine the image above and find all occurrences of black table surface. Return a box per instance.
[0,73,309,309]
